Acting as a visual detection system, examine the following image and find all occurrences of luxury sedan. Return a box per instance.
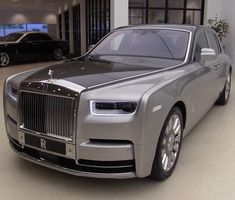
[0,32,69,67]
[3,25,232,180]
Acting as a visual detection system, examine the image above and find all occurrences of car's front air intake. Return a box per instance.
[19,91,76,141]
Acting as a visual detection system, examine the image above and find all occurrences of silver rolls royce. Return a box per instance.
[3,25,232,180]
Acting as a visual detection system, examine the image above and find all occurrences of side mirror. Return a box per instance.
[201,48,217,62]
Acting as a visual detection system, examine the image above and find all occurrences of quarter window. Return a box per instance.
[194,31,208,62]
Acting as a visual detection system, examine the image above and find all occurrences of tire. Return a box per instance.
[0,52,10,67]
[216,70,232,105]
[52,48,63,61]
[151,107,183,181]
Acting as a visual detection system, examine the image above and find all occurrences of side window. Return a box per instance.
[213,33,222,53]
[206,31,219,54]
[194,31,209,62]
[24,34,51,42]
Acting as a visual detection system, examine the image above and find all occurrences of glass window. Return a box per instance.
[129,0,146,7]
[90,29,189,60]
[194,31,208,62]
[168,0,184,8]
[206,31,220,54]
[27,24,48,32]
[187,0,202,9]
[168,10,184,24]
[129,8,146,25]
[149,0,165,8]
[86,0,110,49]
[129,0,205,25]
[148,9,165,23]
[186,11,201,25]
[5,24,26,35]
[24,33,51,41]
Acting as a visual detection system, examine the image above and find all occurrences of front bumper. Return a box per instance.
[9,137,136,179]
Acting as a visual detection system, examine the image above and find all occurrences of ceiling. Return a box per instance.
[0,0,68,11]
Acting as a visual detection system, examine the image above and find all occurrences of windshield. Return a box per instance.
[2,33,24,42]
[90,29,190,60]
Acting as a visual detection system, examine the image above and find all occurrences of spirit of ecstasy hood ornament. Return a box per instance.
[48,69,54,82]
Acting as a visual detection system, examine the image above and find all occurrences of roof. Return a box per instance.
[115,24,206,32]
[9,31,48,35]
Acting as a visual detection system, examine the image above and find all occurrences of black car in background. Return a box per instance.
[0,32,69,67]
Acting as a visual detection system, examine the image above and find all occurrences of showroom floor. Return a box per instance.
[0,62,234,200]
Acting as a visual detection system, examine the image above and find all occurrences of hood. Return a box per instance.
[23,56,182,89]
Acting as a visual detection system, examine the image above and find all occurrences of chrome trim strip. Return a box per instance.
[76,163,134,169]
[40,79,86,93]
[87,29,192,89]
[80,141,133,149]
[19,89,76,99]
[10,143,136,179]
[19,127,73,143]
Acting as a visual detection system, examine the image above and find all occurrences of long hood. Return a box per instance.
[23,58,182,89]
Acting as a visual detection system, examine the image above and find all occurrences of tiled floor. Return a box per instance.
[0,62,234,200]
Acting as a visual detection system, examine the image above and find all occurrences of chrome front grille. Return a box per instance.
[19,91,76,142]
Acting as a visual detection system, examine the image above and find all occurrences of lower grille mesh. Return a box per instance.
[20,92,75,141]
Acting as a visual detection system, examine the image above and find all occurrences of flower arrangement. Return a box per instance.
[208,16,229,41]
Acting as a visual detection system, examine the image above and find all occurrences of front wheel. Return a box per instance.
[0,52,10,67]
[216,71,232,105]
[52,48,63,61]
[151,107,183,181]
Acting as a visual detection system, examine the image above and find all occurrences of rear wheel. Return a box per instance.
[216,71,232,105]
[151,107,183,181]
[52,48,63,61]
[0,52,10,67]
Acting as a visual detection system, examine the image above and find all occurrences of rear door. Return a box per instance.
[190,30,219,122]
[25,33,56,58]
[205,30,227,95]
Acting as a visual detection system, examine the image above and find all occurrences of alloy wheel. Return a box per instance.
[53,49,63,60]
[0,52,10,67]
[161,114,182,172]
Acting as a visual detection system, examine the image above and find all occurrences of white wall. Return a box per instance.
[110,0,129,29]
[221,0,235,71]
[205,0,235,71]
[0,10,57,24]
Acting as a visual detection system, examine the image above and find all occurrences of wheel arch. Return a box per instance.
[172,101,187,129]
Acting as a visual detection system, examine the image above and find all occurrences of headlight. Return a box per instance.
[7,84,19,102]
[90,101,138,116]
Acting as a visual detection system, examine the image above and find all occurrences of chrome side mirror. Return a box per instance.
[201,48,217,62]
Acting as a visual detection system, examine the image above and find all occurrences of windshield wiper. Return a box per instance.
[87,54,110,63]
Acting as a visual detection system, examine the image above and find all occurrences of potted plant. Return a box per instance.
[208,15,229,41]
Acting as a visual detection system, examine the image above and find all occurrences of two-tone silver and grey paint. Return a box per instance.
[3,24,232,179]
